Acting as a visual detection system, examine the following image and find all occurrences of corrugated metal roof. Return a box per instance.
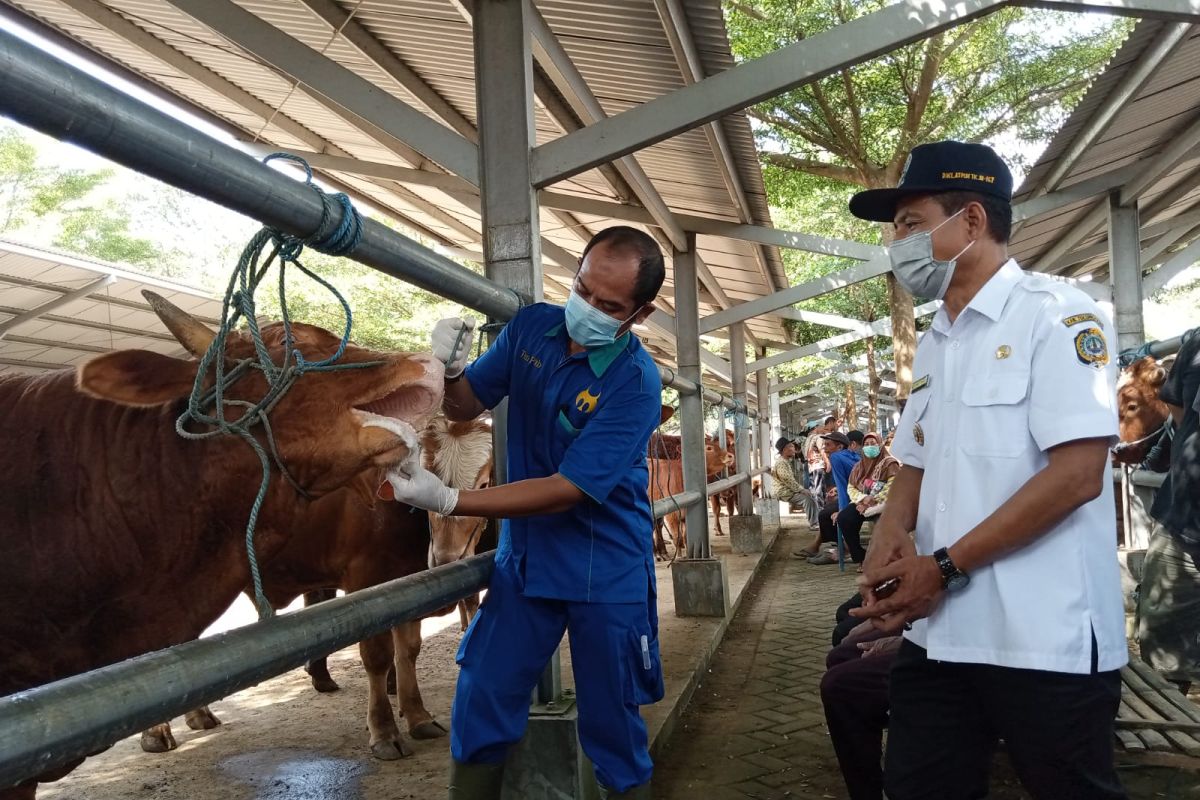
[0,239,220,375]
[1012,20,1200,282]
[2,0,791,383]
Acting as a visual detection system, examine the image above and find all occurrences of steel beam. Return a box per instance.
[675,239,712,559]
[729,323,754,514]
[163,0,478,183]
[1018,0,1200,21]
[1108,193,1145,352]
[1143,233,1200,296]
[1012,160,1144,223]
[756,348,773,499]
[700,256,891,334]
[531,0,1009,186]
[0,274,116,339]
[751,302,941,374]
[773,308,874,332]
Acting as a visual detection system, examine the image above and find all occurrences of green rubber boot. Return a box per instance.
[447,759,505,800]
[599,782,652,799]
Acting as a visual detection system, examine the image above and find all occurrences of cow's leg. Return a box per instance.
[711,494,724,536]
[653,519,668,561]
[302,589,340,693]
[140,722,178,753]
[394,620,447,740]
[459,594,480,631]
[359,631,412,760]
[184,705,221,730]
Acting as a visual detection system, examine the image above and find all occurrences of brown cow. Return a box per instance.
[0,294,442,799]
[1114,356,1171,466]
[648,409,734,559]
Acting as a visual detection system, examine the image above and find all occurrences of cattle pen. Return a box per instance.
[2,0,1200,797]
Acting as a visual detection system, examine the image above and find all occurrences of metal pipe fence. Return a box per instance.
[0,556,493,789]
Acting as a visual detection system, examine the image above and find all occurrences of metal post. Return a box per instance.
[756,349,773,500]
[676,237,711,558]
[473,0,560,716]
[730,324,753,515]
[1108,191,1145,353]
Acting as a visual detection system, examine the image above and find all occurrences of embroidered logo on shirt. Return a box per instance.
[520,350,543,368]
[911,375,931,393]
[913,422,925,447]
[1074,327,1109,368]
[575,387,601,413]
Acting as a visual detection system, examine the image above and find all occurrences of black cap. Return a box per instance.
[822,431,851,447]
[849,141,1013,223]
[775,437,792,453]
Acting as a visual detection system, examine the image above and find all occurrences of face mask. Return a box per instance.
[564,290,636,349]
[888,209,975,300]
[863,445,881,459]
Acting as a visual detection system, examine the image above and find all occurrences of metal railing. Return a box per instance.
[0,556,493,789]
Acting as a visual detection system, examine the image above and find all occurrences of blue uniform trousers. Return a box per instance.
[450,561,663,792]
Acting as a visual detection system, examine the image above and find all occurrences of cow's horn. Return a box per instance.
[142,290,216,357]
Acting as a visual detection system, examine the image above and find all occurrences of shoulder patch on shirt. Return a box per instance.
[1074,327,1109,368]
[1062,313,1101,328]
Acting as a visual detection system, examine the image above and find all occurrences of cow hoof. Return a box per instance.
[184,708,222,730]
[371,738,413,761]
[410,719,448,740]
[310,675,340,693]
[140,729,178,753]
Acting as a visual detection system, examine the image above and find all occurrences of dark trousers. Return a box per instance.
[817,496,839,544]
[821,631,894,800]
[885,640,1127,800]
[835,505,869,563]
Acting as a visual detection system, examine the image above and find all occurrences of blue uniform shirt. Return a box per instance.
[829,449,861,511]
[464,303,663,603]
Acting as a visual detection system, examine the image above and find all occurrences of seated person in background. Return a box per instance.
[832,432,902,567]
[821,619,903,800]
[803,431,863,564]
[772,437,812,511]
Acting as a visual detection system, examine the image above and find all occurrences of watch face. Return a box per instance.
[946,572,970,592]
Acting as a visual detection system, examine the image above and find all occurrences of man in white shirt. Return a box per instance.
[850,141,1127,799]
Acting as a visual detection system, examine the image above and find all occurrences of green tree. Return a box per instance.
[0,126,110,233]
[54,201,161,267]
[727,1,1132,399]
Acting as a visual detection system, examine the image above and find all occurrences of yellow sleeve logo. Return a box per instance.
[575,388,601,413]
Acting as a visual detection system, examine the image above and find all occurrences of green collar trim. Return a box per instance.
[544,322,630,377]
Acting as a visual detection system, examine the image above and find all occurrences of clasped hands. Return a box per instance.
[850,524,944,634]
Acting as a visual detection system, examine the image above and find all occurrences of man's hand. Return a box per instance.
[432,317,476,379]
[858,636,903,659]
[851,555,943,633]
[383,460,459,516]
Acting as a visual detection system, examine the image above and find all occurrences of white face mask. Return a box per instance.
[888,209,975,300]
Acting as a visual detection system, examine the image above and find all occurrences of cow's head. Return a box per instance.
[77,291,443,502]
[422,416,493,568]
[704,438,735,476]
[1114,356,1170,465]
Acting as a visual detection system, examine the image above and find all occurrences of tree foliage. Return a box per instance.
[0,127,110,233]
[725,0,1132,411]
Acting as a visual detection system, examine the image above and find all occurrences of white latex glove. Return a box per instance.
[431,316,476,379]
[383,460,460,516]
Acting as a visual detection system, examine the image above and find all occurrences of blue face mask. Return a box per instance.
[564,290,636,349]
[862,445,881,459]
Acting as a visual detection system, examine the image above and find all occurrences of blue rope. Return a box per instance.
[176,153,376,619]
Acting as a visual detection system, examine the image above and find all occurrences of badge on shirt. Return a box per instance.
[1063,313,1101,328]
[575,387,601,413]
[995,344,1011,360]
[913,422,925,446]
[1074,327,1109,368]
[911,374,931,393]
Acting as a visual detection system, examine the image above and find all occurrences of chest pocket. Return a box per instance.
[960,369,1030,458]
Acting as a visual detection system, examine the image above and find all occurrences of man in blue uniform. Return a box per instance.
[381,226,667,800]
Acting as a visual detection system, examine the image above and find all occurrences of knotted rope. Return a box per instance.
[176,152,378,619]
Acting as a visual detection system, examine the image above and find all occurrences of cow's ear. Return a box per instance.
[77,350,198,407]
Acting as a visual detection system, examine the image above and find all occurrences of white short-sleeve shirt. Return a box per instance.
[891,259,1127,674]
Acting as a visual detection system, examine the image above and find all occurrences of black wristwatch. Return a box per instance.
[933,547,970,592]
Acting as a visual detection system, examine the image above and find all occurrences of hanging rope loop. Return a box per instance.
[176,153,377,619]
